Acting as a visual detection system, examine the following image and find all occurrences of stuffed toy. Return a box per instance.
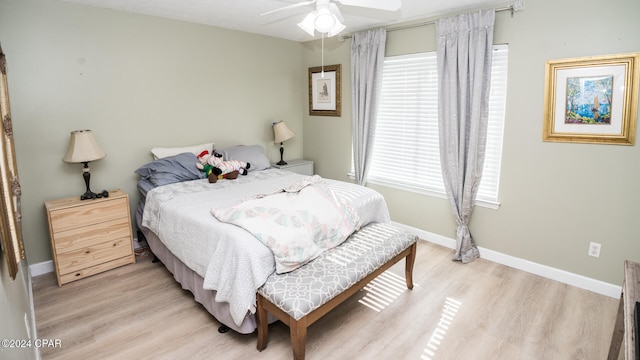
[196,150,250,183]
[209,152,250,176]
[196,150,215,177]
[208,169,239,183]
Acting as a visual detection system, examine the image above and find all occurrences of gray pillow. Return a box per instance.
[218,145,271,171]
[135,152,205,187]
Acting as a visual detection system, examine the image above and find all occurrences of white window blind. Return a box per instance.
[364,45,508,206]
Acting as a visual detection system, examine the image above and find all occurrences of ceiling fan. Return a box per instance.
[261,0,402,37]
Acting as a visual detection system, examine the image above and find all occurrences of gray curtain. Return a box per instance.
[351,29,386,185]
[436,9,495,263]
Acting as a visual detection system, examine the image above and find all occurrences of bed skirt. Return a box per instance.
[139,226,274,334]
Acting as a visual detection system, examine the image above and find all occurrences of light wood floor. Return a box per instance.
[33,240,620,360]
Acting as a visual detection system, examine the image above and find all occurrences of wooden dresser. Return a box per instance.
[45,190,135,286]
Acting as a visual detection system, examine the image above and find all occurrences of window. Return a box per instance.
[362,45,508,207]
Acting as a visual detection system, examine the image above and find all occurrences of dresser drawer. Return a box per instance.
[56,236,133,275]
[53,217,131,253]
[48,197,128,233]
[58,256,134,284]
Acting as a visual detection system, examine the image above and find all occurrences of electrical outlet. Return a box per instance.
[588,242,601,258]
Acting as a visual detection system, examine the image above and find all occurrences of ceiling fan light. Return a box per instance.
[297,11,317,36]
[314,8,335,33]
[328,18,345,37]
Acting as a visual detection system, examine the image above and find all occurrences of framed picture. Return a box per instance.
[543,52,640,145]
[0,45,25,280]
[308,64,341,116]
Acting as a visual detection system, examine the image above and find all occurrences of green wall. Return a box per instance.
[1,0,639,289]
[303,0,640,285]
[0,260,37,360]
[0,0,305,265]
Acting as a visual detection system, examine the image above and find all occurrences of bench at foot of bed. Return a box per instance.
[255,222,418,360]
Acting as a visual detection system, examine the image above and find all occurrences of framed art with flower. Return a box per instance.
[543,52,640,145]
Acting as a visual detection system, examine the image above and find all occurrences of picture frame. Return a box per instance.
[308,64,341,117]
[0,45,25,280]
[543,52,640,145]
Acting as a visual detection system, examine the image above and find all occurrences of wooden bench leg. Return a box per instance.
[290,317,308,360]
[256,294,269,351]
[405,242,417,290]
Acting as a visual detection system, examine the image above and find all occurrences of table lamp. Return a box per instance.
[62,130,108,200]
[273,121,295,165]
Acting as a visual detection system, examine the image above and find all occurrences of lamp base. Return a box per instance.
[277,143,287,166]
[80,189,109,201]
[79,161,109,200]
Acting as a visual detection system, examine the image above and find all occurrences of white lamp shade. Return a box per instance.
[63,130,106,163]
[297,8,345,37]
[297,12,317,36]
[328,21,346,37]
[273,121,295,144]
[314,8,335,33]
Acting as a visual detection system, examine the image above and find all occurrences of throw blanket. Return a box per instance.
[212,175,360,274]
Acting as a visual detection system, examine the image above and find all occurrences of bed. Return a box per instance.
[135,144,390,334]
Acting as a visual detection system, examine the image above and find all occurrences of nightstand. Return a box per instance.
[271,159,314,176]
[45,189,135,286]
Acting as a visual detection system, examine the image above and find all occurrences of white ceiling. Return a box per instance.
[59,0,499,42]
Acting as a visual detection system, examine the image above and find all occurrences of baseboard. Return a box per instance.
[25,264,41,360]
[392,222,622,299]
[29,260,54,277]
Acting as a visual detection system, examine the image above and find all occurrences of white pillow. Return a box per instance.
[150,142,214,160]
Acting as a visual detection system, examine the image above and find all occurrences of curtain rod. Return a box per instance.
[338,1,525,41]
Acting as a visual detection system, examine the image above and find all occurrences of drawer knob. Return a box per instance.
[75,273,81,277]
[85,250,91,254]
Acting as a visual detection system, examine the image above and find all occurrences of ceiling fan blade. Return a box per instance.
[328,3,344,23]
[336,0,401,11]
[260,0,316,16]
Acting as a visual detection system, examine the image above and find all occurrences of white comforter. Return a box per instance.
[142,169,389,326]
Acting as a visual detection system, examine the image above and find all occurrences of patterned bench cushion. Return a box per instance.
[257,223,417,321]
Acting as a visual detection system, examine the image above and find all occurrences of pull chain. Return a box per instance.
[321,32,325,78]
